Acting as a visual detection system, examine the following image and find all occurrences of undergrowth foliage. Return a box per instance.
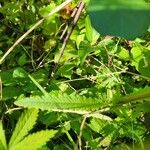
[0,0,150,149]
[0,109,57,150]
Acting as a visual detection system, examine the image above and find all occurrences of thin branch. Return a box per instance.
[0,0,73,64]
[5,107,23,114]
[78,116,87,150]
[49,1,85,80]
[56,71,124,84]
[113,64,150,81]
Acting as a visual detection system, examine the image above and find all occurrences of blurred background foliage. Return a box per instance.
[0,0,150,149]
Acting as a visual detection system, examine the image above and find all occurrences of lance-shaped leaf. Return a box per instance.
[10,130,57,150]
[14,92,108,114]
[0,121,7,150]
[88,0,150,39]
[9,109,39,148]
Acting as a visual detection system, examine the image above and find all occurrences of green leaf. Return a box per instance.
[57,63,75,79]
[89,118,113,134]
[138,51,150,78]
[85,15,99,43]
[44,39,57,51]
[13,68,28,78]
[42,16,58,35]
[88,0,150,39]
[76,34,85,49]
[0,121,7,150]
[14,88,150,115]
[85,16,93,42]
[9,109,39,148]
[54,43,77,63]
[131,46,143,70]
[28,75,47,95]
[116,46,130,61]
[31,69,48,83]
[39,3,58,35]
[53,144,67,150]
[18,53,27,66]
[10,130,57,150]
[20,10,37,30]
[131,46,150,77]
[2,86,23,101]
[14,92,107,114]
[0,70,16,86]
[78,41,94,65]
[39,3,56,17]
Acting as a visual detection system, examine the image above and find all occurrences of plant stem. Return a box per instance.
[118,91,150,104]
[49,1,85,81]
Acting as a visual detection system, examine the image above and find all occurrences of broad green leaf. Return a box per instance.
[42,16,58,35]
[53,144,67,150]
[0,70,16,86]
[54,43,77,63]
[78,41,94,65]
[9,109,39,148]
[85,16,93,42]
[39,3,58,35]
[88,0,150,39]
[88,118,113,134]
[116,46,130,60]
[31,69,48,83]
[88,118,117,147]
[10,130,57,150]
[39,3,56,17]
[85,15,100,43]
[44,39,57,51]
[138,51,150,78]
[131,47,143,62]
[13,68,28,78]
[56,63,75,79]
[131,46,150,77]
[76,34,85,49]
[39,112,59,127]
[0,121,7,150]
[18,53,27,66]
[131,46,143,71]
[2,87,23,101]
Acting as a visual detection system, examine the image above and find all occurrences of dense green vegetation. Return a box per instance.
[0,0,150,149]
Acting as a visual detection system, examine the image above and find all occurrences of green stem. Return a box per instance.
[118,92,150,104]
